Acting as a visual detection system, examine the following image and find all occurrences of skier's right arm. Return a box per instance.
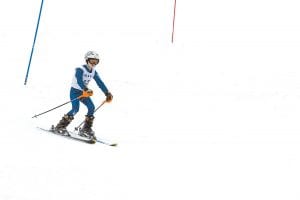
[75,68,93,98]
[75,68,86,90]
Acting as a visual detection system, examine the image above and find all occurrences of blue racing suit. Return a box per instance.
[67,65,109,117]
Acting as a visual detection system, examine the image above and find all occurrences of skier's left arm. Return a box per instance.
[94,71,113,102]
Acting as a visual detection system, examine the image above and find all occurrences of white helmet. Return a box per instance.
[84,51,100,61]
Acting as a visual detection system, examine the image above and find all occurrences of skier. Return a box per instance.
[53,51,113,139]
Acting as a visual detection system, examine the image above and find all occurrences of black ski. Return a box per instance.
[69,130,117,146]
[37,127,117,146]
[37,127,96,144]
[96,137,117,146]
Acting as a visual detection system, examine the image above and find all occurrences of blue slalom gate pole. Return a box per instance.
[24,0,44,85]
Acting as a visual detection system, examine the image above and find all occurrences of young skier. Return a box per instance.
[53,51,113,139]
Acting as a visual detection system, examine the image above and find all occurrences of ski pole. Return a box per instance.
[74,100,107,130]
[32,95,83,118]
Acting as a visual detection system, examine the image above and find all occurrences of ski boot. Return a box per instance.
[53,114,74,135]
[79,115,96,140]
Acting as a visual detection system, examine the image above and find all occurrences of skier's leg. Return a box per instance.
[80,98,96,137]
[54,88,80,133]
[80,97,95,116]
[67,88,82,116]
[54,114,74,133]
[81,115,95,135]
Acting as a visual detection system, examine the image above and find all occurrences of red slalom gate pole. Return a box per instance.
[171,0,177,43]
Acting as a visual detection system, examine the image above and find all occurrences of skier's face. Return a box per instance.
[88,59,99,67]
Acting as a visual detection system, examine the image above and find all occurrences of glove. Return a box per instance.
[81,88,93,98]
[105,92,113,103]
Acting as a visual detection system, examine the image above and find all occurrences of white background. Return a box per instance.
[1,0,300,199]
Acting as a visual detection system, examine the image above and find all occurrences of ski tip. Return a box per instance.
[110,143,118,147]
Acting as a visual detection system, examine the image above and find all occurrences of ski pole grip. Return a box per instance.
[81,90,93,98]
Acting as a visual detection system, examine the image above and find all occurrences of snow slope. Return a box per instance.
[1,0,300,199]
